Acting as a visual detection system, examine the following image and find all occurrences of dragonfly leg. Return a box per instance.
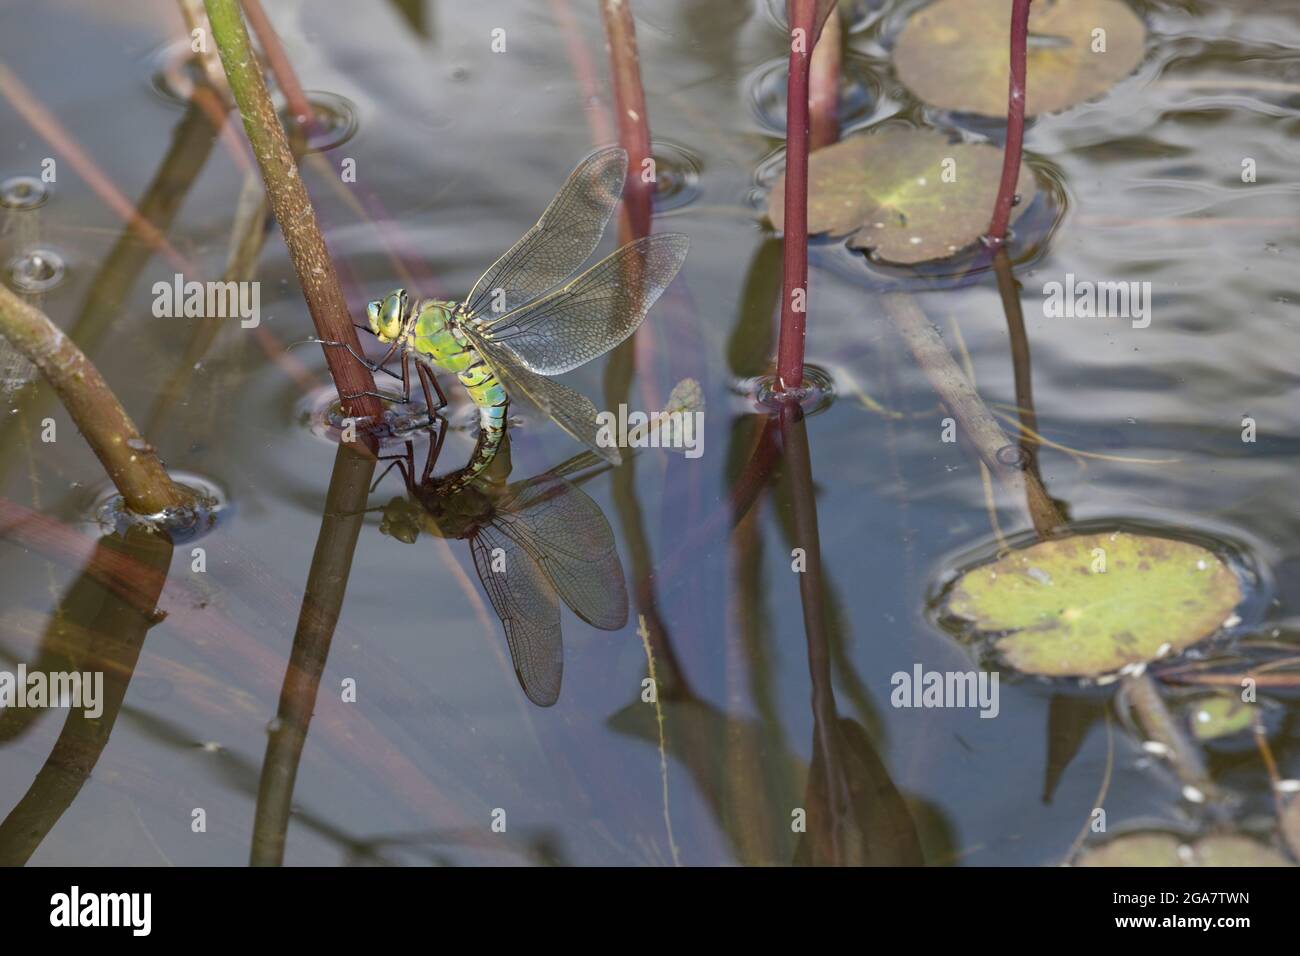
[339,389,398,403]
[422,419,448,483]
[315,339,405,383]
[371,440,415,493]
[415,361,447,413]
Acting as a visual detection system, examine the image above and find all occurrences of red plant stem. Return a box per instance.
[241,0,316,132]
[986,0,1031,247]
[600,0,662,415]
[808,6,841,150]
[600,0,653,243]
[775,0,817,392]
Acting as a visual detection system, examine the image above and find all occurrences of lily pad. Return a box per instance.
[945,531,1242,678]
[1187,693,1254,741]
[893,0,1147,118]
[1077,832,1293,867]
[767,129,1037,264]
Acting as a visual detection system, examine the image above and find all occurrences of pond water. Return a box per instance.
[0,0,1297,865]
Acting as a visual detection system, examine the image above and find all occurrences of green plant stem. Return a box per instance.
[203,0,383,424]
[251,439,374,866]
[0,285,188,514]
[882,292,1062,536]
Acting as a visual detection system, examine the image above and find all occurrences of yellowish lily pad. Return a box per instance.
[945,531,1242,678]
[893,0,1147,118]
[1188,694,1254,741]
[767,129,1036,264]
[1077,832,1293,867]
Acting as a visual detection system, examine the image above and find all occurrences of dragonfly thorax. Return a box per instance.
[409,299,480,373]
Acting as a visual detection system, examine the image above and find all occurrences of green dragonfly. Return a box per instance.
[376,379,702,706]
[334,146,688,487]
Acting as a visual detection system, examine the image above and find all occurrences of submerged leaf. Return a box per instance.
[1187,694,1254,741]
[894,0,1146,118]
[1077,832,1293,867]
[767,129,1036,264]
[945,531,1242,678]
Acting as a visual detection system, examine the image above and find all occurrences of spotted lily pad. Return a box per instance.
[945,531,1242,678]
[1076,832,1293,867]
[766,129,1036,264]
[893,0,1147,118]
[1187,693,1254,741]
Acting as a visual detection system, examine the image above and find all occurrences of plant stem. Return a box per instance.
[1124,671,1217,799]
[203,0,383,424]
[240,0,316,132]
[985,0,1031,247]
[252,439,374,865]
[600,0,653,243]
[775,0,818,392]
[882,291,1063,536]
[0,285,188,514]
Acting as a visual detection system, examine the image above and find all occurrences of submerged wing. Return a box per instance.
[463,329,622,465]
[461,146,628,320]
[470,530,563,707]
[494,475,628,631]
[476,234,689,376]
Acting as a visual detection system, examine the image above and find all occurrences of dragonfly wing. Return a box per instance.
[495,475,628,631]
[470,529,563,707]
[461,146,628,320]
[463,329,622,465]
[476,233,689,376]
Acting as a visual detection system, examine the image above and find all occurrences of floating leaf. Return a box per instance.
[1077,832,1293,867]
[945,531,1242,678]
[767,129,1036,264]
[1193,835,1293,867]
[1075,832,1182,867]
[893,0,1147,117]
[1187,694,1254,741]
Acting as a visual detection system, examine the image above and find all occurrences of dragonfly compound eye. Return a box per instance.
[376,289,406,341]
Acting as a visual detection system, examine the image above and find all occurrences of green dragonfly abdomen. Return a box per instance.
[408,299,509,487]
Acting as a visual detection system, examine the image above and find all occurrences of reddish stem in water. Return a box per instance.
[986,0,1031,248]
[600,0,653,243]
[775,0,817,393]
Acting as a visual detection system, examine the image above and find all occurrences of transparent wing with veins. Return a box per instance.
[460,146,628,321]
[470,530,563,707]
[471,233,689,376]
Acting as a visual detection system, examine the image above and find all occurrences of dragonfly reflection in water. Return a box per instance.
[329,146,689,490]
[375,380,703,706]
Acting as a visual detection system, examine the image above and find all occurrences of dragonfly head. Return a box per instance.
[378,496,423,544]
[367,289,409,343]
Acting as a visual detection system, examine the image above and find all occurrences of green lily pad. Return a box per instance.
[767,129,1037,264]
[945,531,1242,678]
[1077,832,1293,867]
[1187,694,1254,741]
[893,0,1147,118]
